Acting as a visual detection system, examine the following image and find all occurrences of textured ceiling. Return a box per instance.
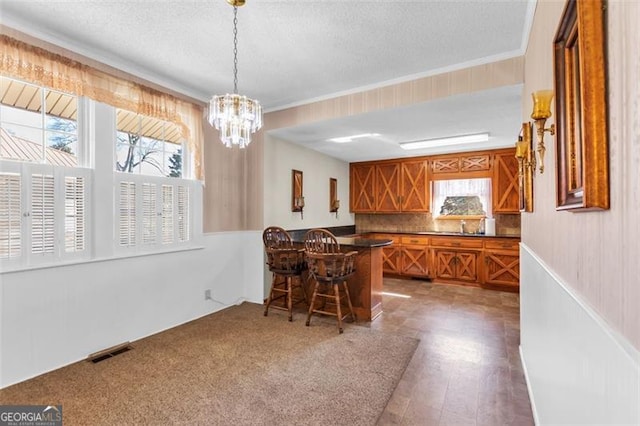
[0,0,534,162]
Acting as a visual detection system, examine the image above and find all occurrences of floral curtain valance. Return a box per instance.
[0,34,204,180]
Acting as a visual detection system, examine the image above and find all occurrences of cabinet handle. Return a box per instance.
[452,242,461,247]
[410,239,419,243]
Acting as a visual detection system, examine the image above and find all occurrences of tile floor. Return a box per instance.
[373,278,534,426]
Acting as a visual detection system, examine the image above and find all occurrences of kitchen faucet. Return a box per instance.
[460,220,466,234]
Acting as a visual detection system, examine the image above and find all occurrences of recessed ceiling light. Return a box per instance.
[327,133,380,143]
[399,133,490,150]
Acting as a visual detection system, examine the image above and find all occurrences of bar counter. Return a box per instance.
[291,235,392,322]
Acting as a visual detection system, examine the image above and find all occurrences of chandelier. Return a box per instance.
[208,0,262,148]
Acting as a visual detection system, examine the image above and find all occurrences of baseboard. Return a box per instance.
[519,345,540,426]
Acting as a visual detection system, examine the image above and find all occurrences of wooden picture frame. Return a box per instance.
[291,169,304,212]
[553,0,609,211]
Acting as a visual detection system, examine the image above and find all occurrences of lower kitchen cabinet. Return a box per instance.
[401,245,430,277]
[382,245,402,275]
[433,249,480,283]
[483,250,520,288]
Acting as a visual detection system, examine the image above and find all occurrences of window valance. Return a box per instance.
[0,34,204,180]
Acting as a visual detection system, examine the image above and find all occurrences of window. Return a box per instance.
[115,174,192,253]
[432,178,492,218]
[115,109,183,178]
[1,76,79,166]
[0,162,90,266]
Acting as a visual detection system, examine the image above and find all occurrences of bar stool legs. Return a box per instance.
[305,278,356,334]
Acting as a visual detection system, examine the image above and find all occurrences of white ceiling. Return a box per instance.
[0,0,535,162]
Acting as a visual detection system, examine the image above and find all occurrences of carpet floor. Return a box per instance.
[0,302,419,425]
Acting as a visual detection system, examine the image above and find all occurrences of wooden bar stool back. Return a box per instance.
[304,228,341,254]
[263,227,307,321]
[303,229,357,333]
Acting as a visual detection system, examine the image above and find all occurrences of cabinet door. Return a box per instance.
[455,251,479,282]
[350,163,376,212]
[493,152,519,213]
[431,157,459,174]
[461,154,490,172]
[401,245,430,277]
[484,250,519,287]
[375,162,401,212]
[434,250,457,280]
[382,245,402,275]
[401,160,430,212]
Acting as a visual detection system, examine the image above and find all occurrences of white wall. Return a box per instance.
[0,231,264,388]
[263,134,354,230]
[520,245,640,425]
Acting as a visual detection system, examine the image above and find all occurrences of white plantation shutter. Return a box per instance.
[31,173,55,255]
[0,173,22,259]
[161,184,173,244]
[142,183,157,244]
[177,185,189,242]
[64,176,85,253]
[119,181,136,247]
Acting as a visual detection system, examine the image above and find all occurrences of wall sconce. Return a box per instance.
[530,90,555,174]
[516,122,534,171]
[329,177,339,218]
[331,199,340,218]
[293,196,305,219]
[292,169,304,219]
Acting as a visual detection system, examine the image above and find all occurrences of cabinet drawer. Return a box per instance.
[431,237,483,249]
[401,235,430,245]
[484,239,520,250]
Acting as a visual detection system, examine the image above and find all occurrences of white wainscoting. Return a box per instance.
[0,231,264,389]
[520,244,640,425]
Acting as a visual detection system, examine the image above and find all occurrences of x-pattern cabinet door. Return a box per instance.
[382,245,402,275]
[455,252,479,282]
[375,162,401,212]
[484,250,519,286]
[401,245,430,277]
[401,160,429,212]
[435,250,457,280]
[493,153,519,213]
[350,163,376,212]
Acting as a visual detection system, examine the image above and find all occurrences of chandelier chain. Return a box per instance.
[233,6,238,94]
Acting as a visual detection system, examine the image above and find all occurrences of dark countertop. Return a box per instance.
[362,230,521,239]
[290,235,393,248]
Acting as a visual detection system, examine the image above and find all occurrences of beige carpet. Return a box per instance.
[0,302,419,425]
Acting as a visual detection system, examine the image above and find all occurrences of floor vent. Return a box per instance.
[87,342,132,364]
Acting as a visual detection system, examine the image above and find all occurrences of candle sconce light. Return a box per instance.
[329,178,339,218]
[515,122,534,212]
[292,169,304,219]
[530,90,555,174]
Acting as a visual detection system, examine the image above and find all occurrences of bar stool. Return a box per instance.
[263,226,307,321]
[304,229,357,333]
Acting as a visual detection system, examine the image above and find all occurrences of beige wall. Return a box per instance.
[523,0,640,350]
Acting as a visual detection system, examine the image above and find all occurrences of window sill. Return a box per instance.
[434,215,486,221]
[0,245,205,275]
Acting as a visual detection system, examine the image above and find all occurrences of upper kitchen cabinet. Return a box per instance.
[401,159,430,212]
[350,163,376,212]
[492,149,519,213]
[431,152,492,180]
[350,159,430,213]
[375,162,401,212]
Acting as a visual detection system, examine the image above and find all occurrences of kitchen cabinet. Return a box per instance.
[400,236,430,277]
[431,237,482,284]
[431,152,492,180]
[493,150,519,213]
[482,239,520,289]
[375,162,401,212]
[350,163,376,212]
[401,160,430,212]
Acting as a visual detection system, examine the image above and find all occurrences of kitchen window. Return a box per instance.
[432,178,492,218]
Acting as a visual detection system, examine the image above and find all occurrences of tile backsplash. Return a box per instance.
[355,213,521,236]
